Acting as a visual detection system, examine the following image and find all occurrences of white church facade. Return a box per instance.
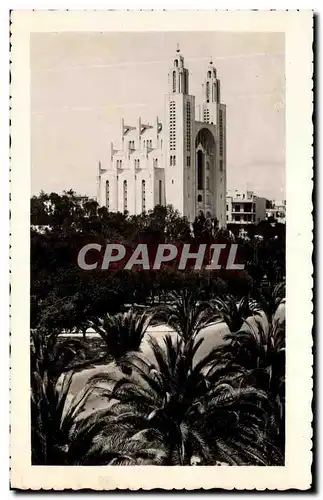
[98,49,227,226]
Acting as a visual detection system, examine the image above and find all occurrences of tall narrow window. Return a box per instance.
[169,101,176,151]
[174,59,178,68]
[187,156,191,167]
[186,101,191,151]
[197,150,204,190]
[172,71,176,92]
[123,180,128,212]
[206,82,210,103]
[219,110,224,157]
[159,180,162,205]
[105,180,109,209]
[142,180,146,212]
[212,83,216,102]
[207,70,212,78]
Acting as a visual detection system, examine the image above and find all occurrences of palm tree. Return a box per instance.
[86,335,281,465]
[30,328,100,464]
[213,320,285,455]
[31,368,96,464]
[254,281,285,324]
[30,328,90,383]
[154,289,217,342]
[91,309,153,371]
[211,294,261,334]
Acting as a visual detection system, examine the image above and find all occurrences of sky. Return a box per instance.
[31,31,285,200]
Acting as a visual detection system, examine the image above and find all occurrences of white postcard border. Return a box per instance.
[10,10,313,490]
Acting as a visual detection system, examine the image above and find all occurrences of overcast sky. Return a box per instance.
[31,31,285,200]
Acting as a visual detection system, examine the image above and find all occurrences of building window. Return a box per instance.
[187,156,191,167]
[207,70,212,78]
[141,180,146,212]
[197,194,202,202]
[206,176,210,190]
[219,110,224,157]
[172,71,176,92]
[105,180,109,209]
[197,150,204,190]
[153,158,158,168]
[219,160,223,172]
[186,101,191,151]
[123,180,128,212]
[206,81,210,103]
[174,59,178,68]
[234,205,240,212]
[159,180,162,205]
[234,215,240,222]
[170,155,176,166]
[169,101,176,151]
[226,204,229,211]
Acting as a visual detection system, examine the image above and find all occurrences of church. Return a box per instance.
[98,48,227,227]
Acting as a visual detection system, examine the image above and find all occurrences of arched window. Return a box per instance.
[207,70,212,78]
[174,59,178,68]
[172,71,176,92]
[141,180,146,212]
[206,82,210,103]
[105,180,109,209]
[197,195,203,203]
[123,180,128,212]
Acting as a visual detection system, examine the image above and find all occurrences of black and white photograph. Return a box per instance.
[10,10,312,490]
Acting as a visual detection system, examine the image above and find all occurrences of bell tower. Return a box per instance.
[165,47,196,221]
[202,60,221,125]
[201,60,227,228]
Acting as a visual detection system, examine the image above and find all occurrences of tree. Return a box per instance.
[213,320,285,454]
[211,294,261,334]
[86,335,281,465]
[30,326,97,464]
[91,309,153,370]
[254,281,285,324]
[154,289,217,343]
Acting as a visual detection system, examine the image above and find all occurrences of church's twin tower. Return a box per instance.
[98,48,227,226]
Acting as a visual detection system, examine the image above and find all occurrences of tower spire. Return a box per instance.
[176,43,180,53]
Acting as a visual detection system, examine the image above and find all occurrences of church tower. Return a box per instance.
[201,60,227,227]
[164,47,196,221]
